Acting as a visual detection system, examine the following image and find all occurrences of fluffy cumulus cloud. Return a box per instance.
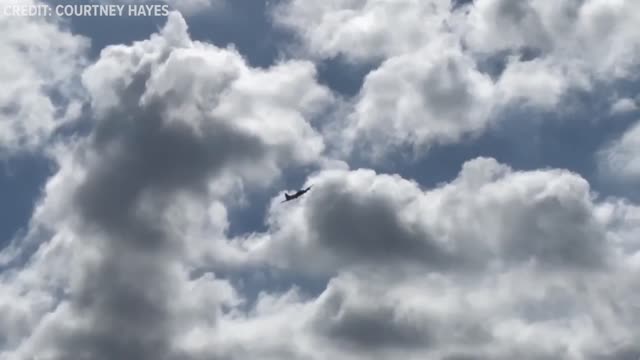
[0,11,333,360]
[257,158,613,274]
[276,0,640,78]
[275,0,489,156]
[168,157,640,359]
[344,38,495,157]
[463,0,640,77]
[6,147,640,359]
[0,0,89,155]
[274,0,640,158]
[3,3,640,360]
[216,158,640,359]
[274,0,453,61]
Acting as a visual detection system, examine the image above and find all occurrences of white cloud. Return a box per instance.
[0,0,89,155]
[80,12,332,188]
[610,98,638,115]
[199,157,640,359]
[463,0,640,78]
[273,0,452,61]
[5,135,640,358]
[256,157,614,275]
[495,56,590,109]
[343,39,496,158]
[598,120,640,183]
[0,11,334,359]
[274,0,640,158]
[3,3,640,360]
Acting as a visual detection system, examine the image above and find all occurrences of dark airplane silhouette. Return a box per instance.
[281,186,312,203]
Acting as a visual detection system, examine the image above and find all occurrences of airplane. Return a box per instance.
[281,185,312,203]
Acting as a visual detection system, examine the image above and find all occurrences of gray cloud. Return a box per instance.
[239,158,636,358]
[306,180,456,269]
[3,11,333,360]
[274,0,640,159]
[591,346,640,360]
[57,53,276,359]
[3,2,640,360]
[0,0,88,155]
[74,97,266,250]
[51,256,183,360]
[261,158,612,275]
[311,280,433,351]
[343,41,496,159]
[597,120,640,184]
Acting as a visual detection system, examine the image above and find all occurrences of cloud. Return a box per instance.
[610,98,638,115]
[199,157,640,359]
[0,0,89,155]
[5,144,640,358]
[463,0,640,78]
[309,275,436,351]
[597,120,640,183]
[494,56,589,109]
[274,0,494,158]
[181,223,640,359]
[0,11,333,359]
[257,157,612,275]
[273,0,453,61]
[3,3,640,360]
[343,39,496,158]
[274,0,639,158]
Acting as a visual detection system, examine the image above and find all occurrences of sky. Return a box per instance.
[1,0,640,359]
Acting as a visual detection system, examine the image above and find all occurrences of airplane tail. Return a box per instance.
[285,193,293,201]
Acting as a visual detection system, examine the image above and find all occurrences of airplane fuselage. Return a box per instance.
[283,186,311,202]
